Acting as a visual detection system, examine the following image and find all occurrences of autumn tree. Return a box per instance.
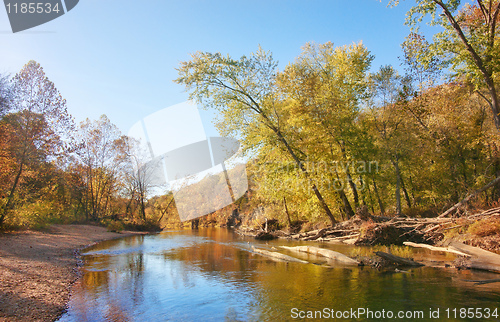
[0,73,12,118]
[0,74,13,202]
[277,42,374,219]
[72,115,126,221]
[0,61,72,227]
[392,0,500,129]
[175,47,339,224]
[367,66,412,215]
[121,137,165,222]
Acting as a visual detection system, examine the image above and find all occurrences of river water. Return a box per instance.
[58,229,500,321]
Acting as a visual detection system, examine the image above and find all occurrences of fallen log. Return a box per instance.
[325,228,359,235]
[403,242,471,257]
[467,207,500,219]
[449,242,500,264]
[303,228,327,241]
[251,246,309,264]
[423,224,442,234]
[325,234,360,241]
[303,229,322,237]
[280,246,359,265]
[374,251,424,267]
[449,242,500,273]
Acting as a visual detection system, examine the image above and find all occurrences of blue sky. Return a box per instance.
[0,0,433,136]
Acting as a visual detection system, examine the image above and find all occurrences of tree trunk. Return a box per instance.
[409,175,417,206]
[373,178,385,215]
[400,175,412,209]
[274,130,337,224]
[237,94,337,224]
[485,75,500,130]
[493,144,500,200]
[346,171,360,208]
[358,176,367,206]
[334,169,354,220]
[157,197,175,225]
[0,159,25,226]
[283,197,292,227]
[392,158,402,215]
[339,190,354,219]
[365,177,376,214]
[139,190,146,221]
[340,142,359,208]
[125,191,135,217]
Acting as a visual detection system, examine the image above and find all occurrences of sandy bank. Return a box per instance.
[0,224,147,322]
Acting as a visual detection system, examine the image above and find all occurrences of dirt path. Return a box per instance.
[0,225,147,322]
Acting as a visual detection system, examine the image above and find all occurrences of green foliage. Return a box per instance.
[176,47,280,153]
[175,40,500,226]
[13,198,68,230]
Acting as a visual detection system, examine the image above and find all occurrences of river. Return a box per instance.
[58,229,500,321]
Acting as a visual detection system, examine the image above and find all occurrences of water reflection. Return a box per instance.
[58,229,500,321]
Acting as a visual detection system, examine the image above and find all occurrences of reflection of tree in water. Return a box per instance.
[125,252,145,306]
[104,298,131,322]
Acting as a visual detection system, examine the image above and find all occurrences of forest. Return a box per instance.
[1,1,500,232]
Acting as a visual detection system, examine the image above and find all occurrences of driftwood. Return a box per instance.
[374,251,424,267]
[403,242,471,257]
[303,228,327,241]
[251,246,309,264]
[449,242,500,264]
[439,176,500,218]
[238,206,500,248]
[468,206,500,219]
[449,242,500,273]
[323,234,360,241]
[281,246,359,265]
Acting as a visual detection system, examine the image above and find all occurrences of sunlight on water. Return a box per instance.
[58,229,500,322]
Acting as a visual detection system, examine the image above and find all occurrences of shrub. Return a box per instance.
[107,220,124,232]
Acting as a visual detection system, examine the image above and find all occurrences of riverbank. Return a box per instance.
[0,224,148,322]
[237,207,500,252]
[235,206,500,274]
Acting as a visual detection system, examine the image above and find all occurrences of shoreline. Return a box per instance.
[0,224,148,322]
[1,222,498,321]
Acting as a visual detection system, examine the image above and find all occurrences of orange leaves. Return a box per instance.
[0,122,16,197]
